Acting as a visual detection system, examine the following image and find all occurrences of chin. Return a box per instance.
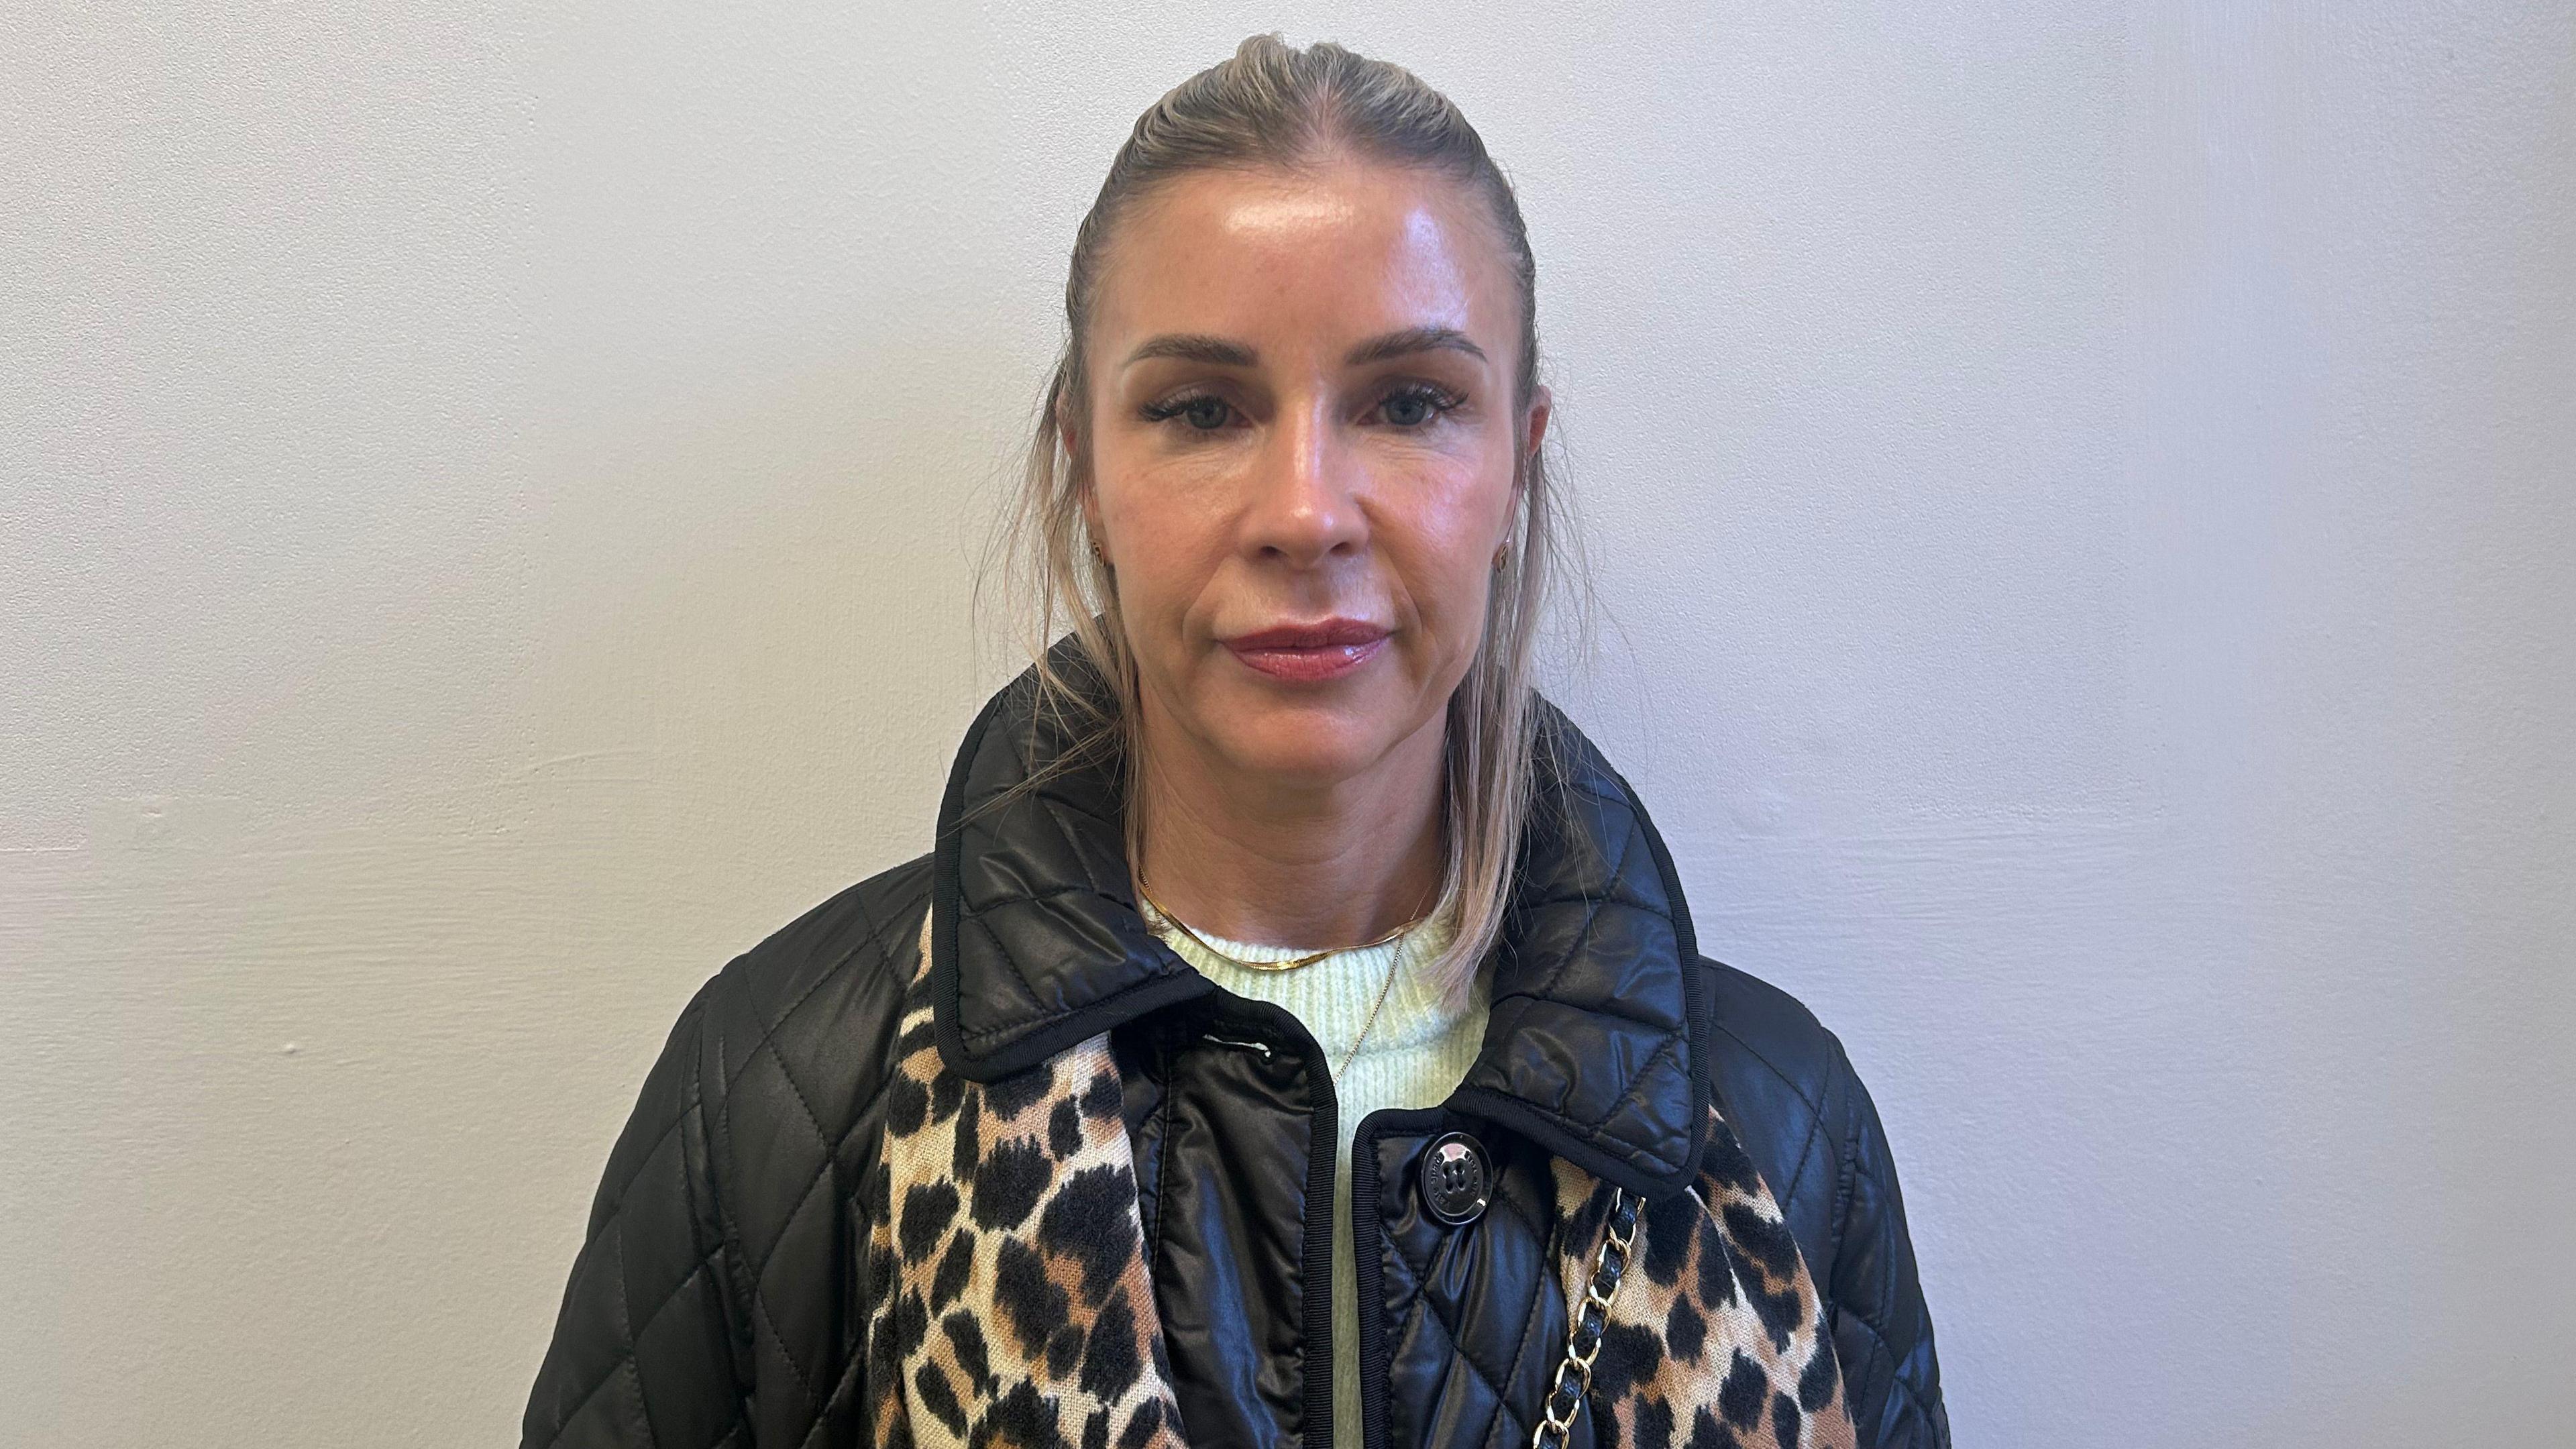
[1212,715,1389,786]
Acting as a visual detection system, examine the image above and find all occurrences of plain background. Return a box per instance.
[5,3,2571,1445]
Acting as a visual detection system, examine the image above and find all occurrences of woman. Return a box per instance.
[523,34,1947,1449]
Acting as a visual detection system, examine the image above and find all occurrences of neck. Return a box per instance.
[1130,698,1446,949]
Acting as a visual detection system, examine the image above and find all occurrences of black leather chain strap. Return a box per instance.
[1530,1187,1641,1448]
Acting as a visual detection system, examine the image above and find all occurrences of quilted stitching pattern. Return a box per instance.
[523,859,933,1449]
[1373,1175,1556,1448]
[1454,734,1707,1187]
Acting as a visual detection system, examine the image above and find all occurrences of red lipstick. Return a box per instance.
[1222,618,1391,683]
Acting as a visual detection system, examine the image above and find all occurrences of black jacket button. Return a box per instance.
[1419,1130,1491,1227]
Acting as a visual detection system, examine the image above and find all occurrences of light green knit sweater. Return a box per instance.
[1138,892,1489,1448]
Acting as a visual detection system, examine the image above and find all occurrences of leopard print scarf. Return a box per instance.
[867,912,1857,1449]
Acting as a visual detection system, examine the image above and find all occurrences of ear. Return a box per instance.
[1059,398,1097,536]
[1057,395,1081,463]
[1515,383,1552,504]
[1521,382,1552,465]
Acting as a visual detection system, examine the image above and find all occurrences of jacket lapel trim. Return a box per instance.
[928,665,1213,1083]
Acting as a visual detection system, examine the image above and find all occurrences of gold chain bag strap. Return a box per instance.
[1538,1122,1859,1449]
[1532,1187,1644,1448]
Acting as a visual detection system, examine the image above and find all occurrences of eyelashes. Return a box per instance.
[1137,382,1466,433]
[1136,391,1229,429]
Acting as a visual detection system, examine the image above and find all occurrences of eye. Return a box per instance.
[1139,390,1235,431]
[1379,383,1464,429]
[1138,382,1465,434]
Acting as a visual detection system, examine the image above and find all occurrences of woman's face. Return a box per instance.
[1075,161,1549,794]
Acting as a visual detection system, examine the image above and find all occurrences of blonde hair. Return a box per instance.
[975,32,1595,1002]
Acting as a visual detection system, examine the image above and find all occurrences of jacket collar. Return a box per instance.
[929,631,1713,1197]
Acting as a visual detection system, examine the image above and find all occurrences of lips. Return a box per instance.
[1222,619,1391,683]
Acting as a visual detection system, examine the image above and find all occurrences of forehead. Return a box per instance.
[1091,162,1517,357]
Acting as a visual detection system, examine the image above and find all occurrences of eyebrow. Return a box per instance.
[1121,325,1489,370]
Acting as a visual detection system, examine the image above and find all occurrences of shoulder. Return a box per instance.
[1699,953,1853,1091]
[1692,953,1864,1265]
[705,851,934,1040]
[1698,952,1856,1123]
[1698,955,1951,1442]
[684,851,935,1148]
[526,855,937,1447]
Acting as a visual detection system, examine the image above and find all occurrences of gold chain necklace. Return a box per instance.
[1329,947,1405,1085]
[1132,877,1427,973]
[1134,877,1430,1085]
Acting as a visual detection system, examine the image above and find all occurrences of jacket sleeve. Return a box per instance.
[521,975,749,1449]
[1825,1039,1951,1448]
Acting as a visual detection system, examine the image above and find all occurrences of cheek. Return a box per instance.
[1090,420,1223,541]
[1388,476,1512,627]
[1093,479,1219,615]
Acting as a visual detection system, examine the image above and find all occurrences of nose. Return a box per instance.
[1238,392,1364,569]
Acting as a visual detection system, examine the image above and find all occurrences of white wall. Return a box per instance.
[5,3,2569,1444]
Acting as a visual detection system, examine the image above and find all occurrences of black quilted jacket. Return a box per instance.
[521,643,1949,1448]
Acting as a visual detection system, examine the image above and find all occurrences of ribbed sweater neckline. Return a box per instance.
[1137,893,1470,1062]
